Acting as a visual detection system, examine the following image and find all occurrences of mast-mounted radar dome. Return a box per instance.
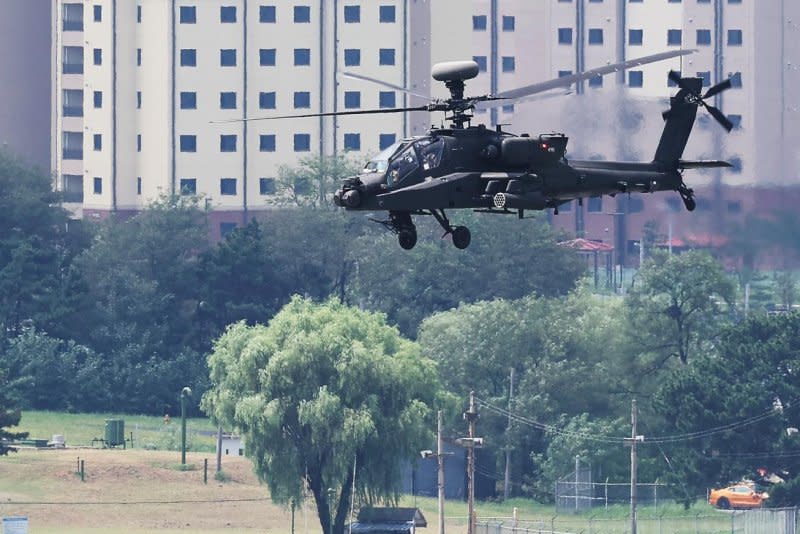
[431,61,480,82]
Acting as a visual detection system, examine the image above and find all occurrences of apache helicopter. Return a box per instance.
[244,50,735,250]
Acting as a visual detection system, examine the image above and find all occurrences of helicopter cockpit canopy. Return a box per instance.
[363,140,405,174]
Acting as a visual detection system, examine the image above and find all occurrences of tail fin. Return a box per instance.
[653,77,702,168]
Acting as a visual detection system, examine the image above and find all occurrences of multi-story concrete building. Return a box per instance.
[48,0,798,248]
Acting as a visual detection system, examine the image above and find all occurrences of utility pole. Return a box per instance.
[504,368,514,501]
[465,392,478,534]
[624,398,639,534]
[437,410,445,534]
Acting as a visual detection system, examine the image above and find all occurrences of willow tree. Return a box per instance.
[202,297,441,534]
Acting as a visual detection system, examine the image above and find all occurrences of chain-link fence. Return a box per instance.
[555,479,672,514]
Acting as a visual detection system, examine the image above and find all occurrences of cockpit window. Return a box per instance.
[419,138,444,171]
[387,144,418,187]
[363,141,405,173]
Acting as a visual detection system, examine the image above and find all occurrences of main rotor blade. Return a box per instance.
[210,105,430,124]
[493,49,696,105]
[702,78,732,100]
[340,71,433,101]
[704,103,734,132]
[474,90,572,111]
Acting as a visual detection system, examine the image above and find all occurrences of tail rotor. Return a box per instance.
[664,71,734,132]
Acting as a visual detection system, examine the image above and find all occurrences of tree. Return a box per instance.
[0,149,86,342]
[651,313,800,505]
[0,367,28,455]
[275,154,362,208]
[626,250,735,367]
[202,297,441,534]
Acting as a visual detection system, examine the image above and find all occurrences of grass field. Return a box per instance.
[2,411,734,533]
[9,410,219,452]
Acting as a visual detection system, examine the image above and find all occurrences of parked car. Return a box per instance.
[709,484,769,509]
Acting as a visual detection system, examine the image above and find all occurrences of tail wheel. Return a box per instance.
[398,229,417,250]
[452,226,471,249]
[717,497,730,510]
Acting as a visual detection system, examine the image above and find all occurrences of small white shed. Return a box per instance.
[216,433,245,456]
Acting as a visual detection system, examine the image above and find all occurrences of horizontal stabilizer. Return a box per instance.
[678,160,733,169]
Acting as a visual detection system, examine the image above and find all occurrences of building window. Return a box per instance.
[137,5,142,22]
[137,176,142,195]
[220,135,237,152]
[730,72,742,88]
[180,179,197,195]
[697,71,711,87]
[379,49,395,66]
[93,91,102,108]
[502,16,515,31]
[220,178,237,195]
[629,29,643,45]
[220,6,236,23]
[473,56,487,72]
[727,200,742,213]
[728,114,742,129]
[93,48,102,66]
[93,177,102,194]
[180,6,196,23]
[502,56,515,72]
[344,133,361,151]
[379,91,396,108]
[294,49,311,66]
[93,4,102,22]
[63,3,83,31]
[379,133,396,150]
[344,5,360,22]
[728,29,743,46]
[180,92,197,109]
[728,157,742,173]
[344,49,360,66]
[137,134,142,152]
[294,91,311,109]
[344,91,360,109]
[588,28,603,44]
[558,28,573,44]
[667,29,682,45]
[93,134,102,151]
[180,49,197,67]
[137,48,142,66]
[179,135,197,152]
[63,46,84,74]
[558,70,573,78]
[220,92,236,109]
[260,48,276,66]
[259,92,276,109]
[220,49,237,66]
[629,70,644,87]
[260,5,276,23]
[379,5,396,23]
[587,197,602,212]
[63,89,84,117]
[260,134,276,152]
[502,104,514,114]
[473,15,487,31]
[294,5,310,22]
[627,197,644,213]
[220,222,237,237]
[294,134,311,152]
[259,178,276,195]
[696,29,711,45]
[589,75,603,88]
[137,91,142,109]
[63,132,83,160]
[62,174,83,203]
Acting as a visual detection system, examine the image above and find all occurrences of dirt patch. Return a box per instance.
[0,448,312,533]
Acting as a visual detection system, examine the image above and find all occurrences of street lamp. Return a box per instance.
[180,386,192,465]
[421,410,452,534]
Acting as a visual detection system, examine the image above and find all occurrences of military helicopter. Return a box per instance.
[240,50,735,249]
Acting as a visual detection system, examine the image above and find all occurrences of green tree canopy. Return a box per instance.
[0,367,28,455]
[202,297,442,534]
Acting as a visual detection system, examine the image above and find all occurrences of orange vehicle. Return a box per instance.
[709,484,769,509]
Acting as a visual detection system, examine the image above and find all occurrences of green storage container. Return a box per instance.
[104,419,125,447]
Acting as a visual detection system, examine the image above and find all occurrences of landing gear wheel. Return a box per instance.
[451,226,471,249]
[678,183,696,212]
[398,229,418,250]
[683,196,696,212]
